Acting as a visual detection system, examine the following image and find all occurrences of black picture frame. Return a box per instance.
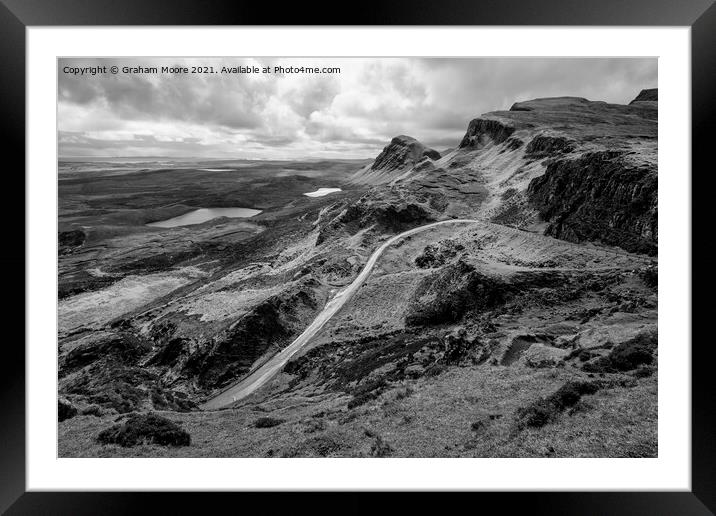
[3,0,713,513]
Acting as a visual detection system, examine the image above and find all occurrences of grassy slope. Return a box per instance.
[59,364,656,458]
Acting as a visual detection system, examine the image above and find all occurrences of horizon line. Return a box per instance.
[58,155,375,161]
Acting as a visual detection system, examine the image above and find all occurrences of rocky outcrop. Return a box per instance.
[442,328,476,365]
[97,413,190,447]
[630,88,657,104]
[61,332,152,373]
[458,118,515,149]
[525,133,576,158]
[406,261,511,326]
[349,135,441,185]
[59,330,197,414]
[582,330,657,373]
[527,151,657,255]
[61,360,196,414]
[185,282,322,389]
[316,191,442,245]
[58,399,78,422]
[414,240,465,268]
[59,229,86,255]
[371,135,441,172]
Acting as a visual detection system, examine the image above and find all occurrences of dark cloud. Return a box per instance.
[58,57,657,158]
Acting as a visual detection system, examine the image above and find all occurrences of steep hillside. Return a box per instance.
[350,94,657,255]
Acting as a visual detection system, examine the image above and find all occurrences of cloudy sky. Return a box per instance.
[58,57,656,159]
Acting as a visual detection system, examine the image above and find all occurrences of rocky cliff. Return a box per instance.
[358,92,658,255]
[458,117,516,149]
[527,150,657,255]
[350,135,441,185]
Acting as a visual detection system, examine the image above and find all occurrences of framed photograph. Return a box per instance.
[5,0,713,512]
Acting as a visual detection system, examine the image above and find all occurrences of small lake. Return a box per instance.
[147,207,262,228]
[304,188,342,197]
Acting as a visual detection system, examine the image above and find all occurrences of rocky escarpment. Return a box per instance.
[441,92,658,255]
[347,91,659,255]
[345,93,658,255]
[527,151,657,255]
[458,118,515,149]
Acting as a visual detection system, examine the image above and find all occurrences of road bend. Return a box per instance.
[200,219,479,410]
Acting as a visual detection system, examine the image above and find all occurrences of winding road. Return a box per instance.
[200,218,479,410]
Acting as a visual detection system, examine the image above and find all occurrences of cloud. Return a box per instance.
[58,57,657,158]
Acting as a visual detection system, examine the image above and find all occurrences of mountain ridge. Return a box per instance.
[349,91,657,255]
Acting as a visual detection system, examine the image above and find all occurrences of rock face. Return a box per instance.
[459,117,516,149]
[350,135,440,184]
[372,135,441,171]
[527,151,657,255]
[525,133,576,158]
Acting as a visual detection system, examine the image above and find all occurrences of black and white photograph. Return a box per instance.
[56,56,659,458]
